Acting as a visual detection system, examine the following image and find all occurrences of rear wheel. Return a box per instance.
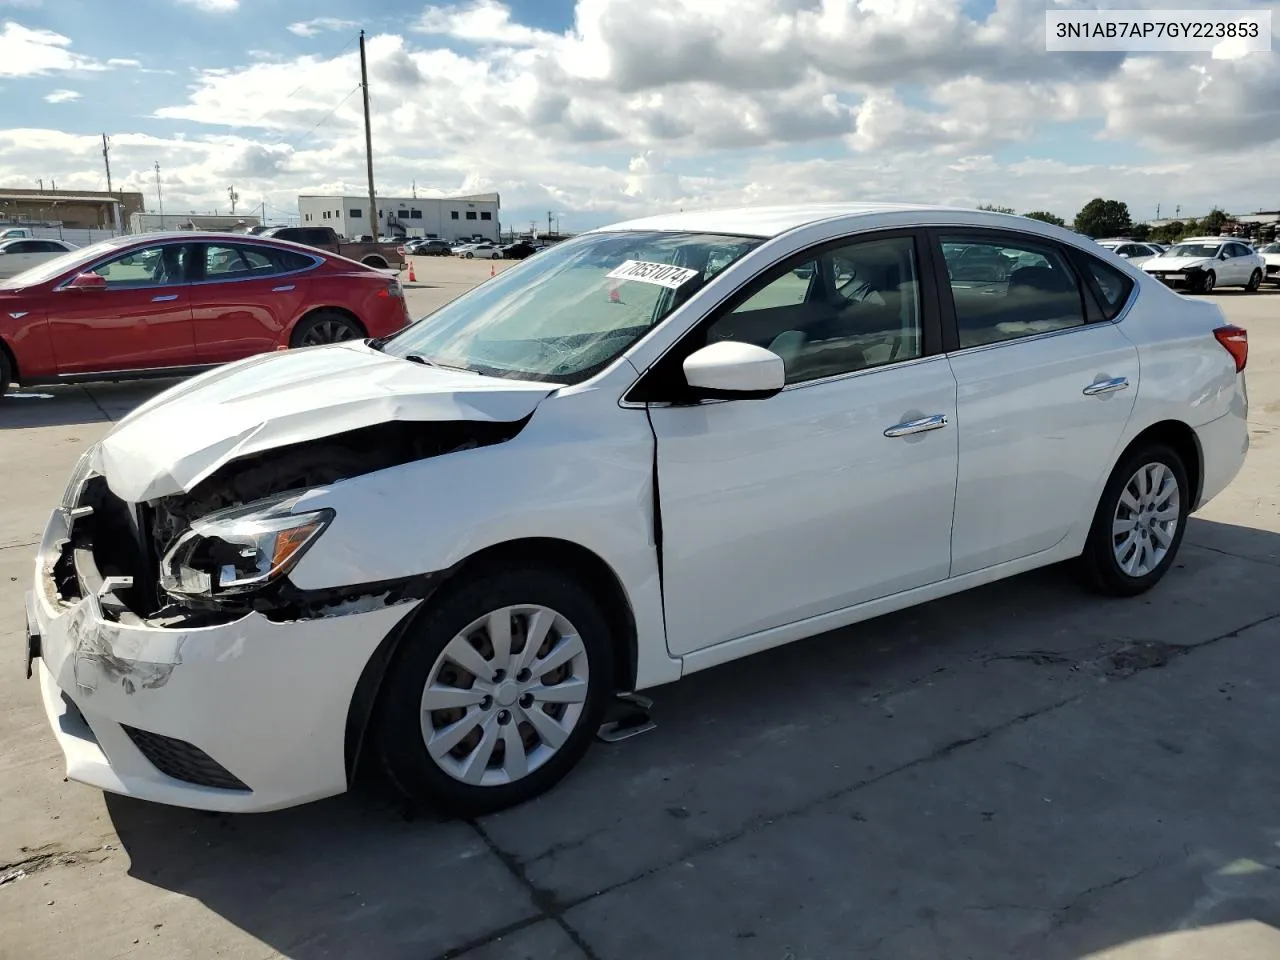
[1246,269,1262,292]
[289,310,365,348]
[1077,443,1189,596]
[375,567,614,816]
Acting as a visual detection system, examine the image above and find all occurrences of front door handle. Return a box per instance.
[1083,377,1129,396]
[151,294,178,302]
[884,414,949,438]
[272,284,296,292]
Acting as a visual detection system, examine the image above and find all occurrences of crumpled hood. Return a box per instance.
[96,341,555,503]
[1143,256,1214,272]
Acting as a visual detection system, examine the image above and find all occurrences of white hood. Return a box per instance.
[96,342,555,502]
[1143,256,1215,272]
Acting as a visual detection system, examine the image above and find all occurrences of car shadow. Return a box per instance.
[104,517,1280,959]
[1,380,180,430]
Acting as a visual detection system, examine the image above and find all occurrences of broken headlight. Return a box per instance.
[159,495,333,602]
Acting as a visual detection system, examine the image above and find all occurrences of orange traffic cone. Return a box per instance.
[609,286,622,303]
[407,259,417,283]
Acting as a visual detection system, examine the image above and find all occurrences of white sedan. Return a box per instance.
[1142,237,1266,293]
[1095,239,1162,267]
[457,242,502,259]
[26,204,1249,815]
[0,237,78,280]
[1259,241,1280,285]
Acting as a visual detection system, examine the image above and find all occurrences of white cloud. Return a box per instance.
[175,0,238,12]
[107,57,142,67]
[287,17,359,38]
[43,88,80,103]
[0,21,105,77]
[415,0,555,47]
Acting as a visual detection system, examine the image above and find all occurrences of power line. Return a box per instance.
[281,83,362,151]
[236,32,361,133]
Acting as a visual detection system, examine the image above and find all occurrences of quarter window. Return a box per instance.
[939,236,1085,348]
[204,245,276,279]
[706,235,923,384]
[1076,252,1134,320]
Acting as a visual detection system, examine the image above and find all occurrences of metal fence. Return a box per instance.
[0,222,124,247]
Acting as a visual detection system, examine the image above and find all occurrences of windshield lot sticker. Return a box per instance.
[607,260,700,289]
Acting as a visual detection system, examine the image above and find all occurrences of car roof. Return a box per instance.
[594,202,983,239]
[1178,236,1230,243]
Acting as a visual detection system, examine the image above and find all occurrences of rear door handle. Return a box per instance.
[272,284,296,292]
[884,414,949,438]
[151,294,178,302]
[1083,377,1129,396]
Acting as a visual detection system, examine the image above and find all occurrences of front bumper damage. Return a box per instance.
[28,491,419,813]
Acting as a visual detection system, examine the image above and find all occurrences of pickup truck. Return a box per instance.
[257,226,406,271]
[0,227,35,242]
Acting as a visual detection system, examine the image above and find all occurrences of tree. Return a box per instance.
[1129,222,1151,241]
[1200,208,1229,235]
[977,203,1016,214]
[1073,198,1133,238]
[1151,220,1185,244]
[1022,210,1066,227]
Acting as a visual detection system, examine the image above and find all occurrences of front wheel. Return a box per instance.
[1196,271,1216,294]
[464,252,474,259]
[1077,444,1189,596]
[375,567,615,816]
[0,349,11,398]
[1246,269,1262,292]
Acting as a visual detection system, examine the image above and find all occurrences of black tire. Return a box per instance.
[289,310,365,348]
[1246,269,1262,292]
[0,348,11,398]
[374,566,615,817]
[1196,271,1216,294]
[1077,443,1190,597]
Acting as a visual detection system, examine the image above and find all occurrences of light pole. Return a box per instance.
[154,162,164,226]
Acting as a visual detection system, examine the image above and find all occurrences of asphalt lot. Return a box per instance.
[1,265,1278,959]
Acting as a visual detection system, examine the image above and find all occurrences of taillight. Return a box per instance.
[378,279,404,299]
[1213,324,1247,372]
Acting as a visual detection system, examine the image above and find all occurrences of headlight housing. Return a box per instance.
[60,445,100,513]
[160,494,333,603]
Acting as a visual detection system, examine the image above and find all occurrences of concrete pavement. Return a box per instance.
[0,282,1277,959]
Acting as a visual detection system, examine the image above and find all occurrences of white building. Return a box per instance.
[297,192,500,242]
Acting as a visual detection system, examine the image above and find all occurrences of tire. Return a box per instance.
[1246,269,1262,292]
[289,310,365,348]
[1077,443,1190,597]
[374,566,615,817]
[1196,271,1215,294]
[464,252,474,259]
[0,348,11,398]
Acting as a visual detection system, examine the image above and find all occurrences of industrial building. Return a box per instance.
[297,192,500,242]
[130,213,262,234]
[0,187,144,232]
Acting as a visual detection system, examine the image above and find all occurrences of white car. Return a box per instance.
[26,204,1249,815]
[458,242,501,259]
[1095,239,1162,268]
[1258,241,1280,285]
[0,237,78,280]
[1142,236,1266,294]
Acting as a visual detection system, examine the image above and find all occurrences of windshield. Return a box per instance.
[0,237,126,289]
[380,230,763,384]
[1165,242,1223,259]
[1261,243,1280,254]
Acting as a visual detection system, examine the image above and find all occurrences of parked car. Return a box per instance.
[24,204,1248,816]
[1141,237,1266,293]
[500,242,538,260]
[0,237,78,280]
[412,239,453,257]
[0,232,410,395]
[459,242,502,259]
[257,226,405,271]
[1257,242,1280,285]
[1095,240,1162,267]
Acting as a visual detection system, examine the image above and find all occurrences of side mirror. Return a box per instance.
[65,272,107,291]
[1117,252,1130,259]
[683,341,785,400]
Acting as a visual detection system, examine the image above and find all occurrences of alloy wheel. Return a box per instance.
[1112,462,1180,578]
[419,605,590,786]
[301,319,358,346]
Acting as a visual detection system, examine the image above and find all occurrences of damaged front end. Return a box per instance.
[59,417,529,628]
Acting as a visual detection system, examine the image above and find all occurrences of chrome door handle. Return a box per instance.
[1083,377,1129,396]
[151,294,178,302]
[272,284,296,292]
[884,414,949,438]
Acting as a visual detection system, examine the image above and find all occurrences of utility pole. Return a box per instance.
[37,178,43,191]
[547,210,553,237]
[51,179,57,191]
[1155,202,1160,220]
[154,162,164,223]
[359,30,377,243]
[411,179,417,199]
[102,134,113,193]
[228,185,239,214]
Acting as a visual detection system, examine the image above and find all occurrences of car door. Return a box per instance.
[933,230,1140,577]
[0,240,46,279]
[189,242,312,363]
[640,231,959,657]
[47,241,198,375]
[1229,242,1255,283]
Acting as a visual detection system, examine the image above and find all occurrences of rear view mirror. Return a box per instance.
[683,341,785,400]
[65,272,107,291]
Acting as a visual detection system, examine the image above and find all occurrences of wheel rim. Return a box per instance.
[1203,273,1215,293]
[1112,462,1181,578]
[302,318,357,346]
[420,605,590,786]
[1249,271,1260,290]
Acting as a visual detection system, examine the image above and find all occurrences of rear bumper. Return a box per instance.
[28,504,418,813]
[1194,405,1249,510]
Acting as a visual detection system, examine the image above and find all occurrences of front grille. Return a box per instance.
[122,725,251,791]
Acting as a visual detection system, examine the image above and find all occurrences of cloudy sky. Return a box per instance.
[1,0,1277,233]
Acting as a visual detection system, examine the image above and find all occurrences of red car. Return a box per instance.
[0,232,410,396]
